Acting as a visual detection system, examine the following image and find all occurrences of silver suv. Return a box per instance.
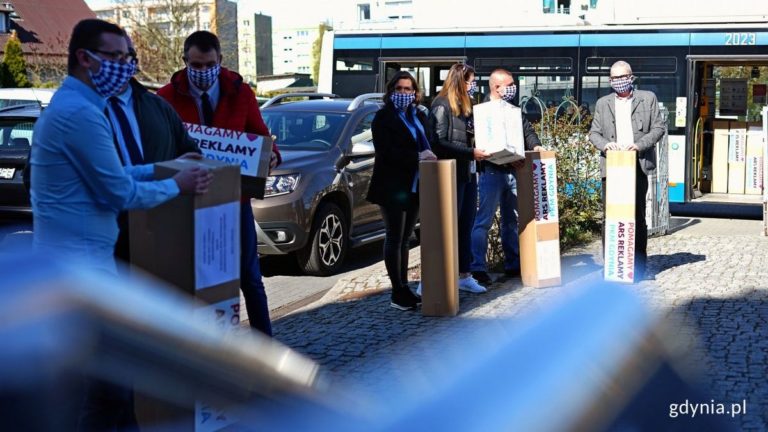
[255,93,385,275]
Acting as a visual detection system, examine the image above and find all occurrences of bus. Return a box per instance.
[318,23,768,215]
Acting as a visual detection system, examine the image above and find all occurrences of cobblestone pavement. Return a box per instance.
[272,220,768,430]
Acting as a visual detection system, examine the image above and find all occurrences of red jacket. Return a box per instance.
[157,67,281,165]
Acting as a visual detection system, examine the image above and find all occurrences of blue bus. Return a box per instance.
[318,23,768,214]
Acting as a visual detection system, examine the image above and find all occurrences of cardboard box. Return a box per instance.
[745,123,764,195]
[419,160,459,317]
[130,158,242,431]
[712,121,730,193]
[728,122,747,194]
[185,123,273,199]
[517,151,561,288]
[604,151,637,284]
[472,100,525,165]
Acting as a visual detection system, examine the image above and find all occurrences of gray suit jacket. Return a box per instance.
[588,89,666,177]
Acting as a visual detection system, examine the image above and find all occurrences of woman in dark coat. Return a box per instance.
[367,71,436,310]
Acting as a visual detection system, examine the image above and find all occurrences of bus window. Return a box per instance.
[581,74,683,132]
[517,75,575,122]
[335,57,374,71]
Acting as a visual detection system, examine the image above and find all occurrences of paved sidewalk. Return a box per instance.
[271,218,768,430]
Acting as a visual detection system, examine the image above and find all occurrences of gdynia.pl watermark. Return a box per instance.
[669,400,747,418]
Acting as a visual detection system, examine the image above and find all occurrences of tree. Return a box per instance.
[117,0,202,84]
[2,31,31,88]
[311,23,331,85]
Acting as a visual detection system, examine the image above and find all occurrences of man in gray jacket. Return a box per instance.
[589,60,665,280]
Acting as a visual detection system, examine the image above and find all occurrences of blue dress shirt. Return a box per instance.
[30,76,180,274]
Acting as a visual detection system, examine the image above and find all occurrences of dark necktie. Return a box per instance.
[201,92,214,126]
[108,97,143,165]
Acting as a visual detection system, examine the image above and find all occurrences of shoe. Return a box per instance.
[458,276,487,293]
[471,271,492,284]
[504,267,521,278]
[390,286,420,310]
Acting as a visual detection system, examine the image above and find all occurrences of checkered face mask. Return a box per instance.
[501,84,517,102]
[86,51,136,98]
[188,64,220,90]
[610,75,634,94]
[467,80,478,98]
[390,92,415,110]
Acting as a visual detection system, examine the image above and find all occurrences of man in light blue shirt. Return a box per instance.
[31,19,211,275]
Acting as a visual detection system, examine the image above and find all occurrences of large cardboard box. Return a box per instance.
[472,100,526,165]
[129,158,242,431]
[419,160,459,317]
[517,151,561,287]
[728,122,747,194]
[745,123,764,195]
[712,121,730,193]
[604,151,637,284]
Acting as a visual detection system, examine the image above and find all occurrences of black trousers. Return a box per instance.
[379,200,419,291]
[601,164,649,276]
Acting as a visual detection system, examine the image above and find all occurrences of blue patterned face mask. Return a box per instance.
[467,80,478,98]
[610,75,634,94]
[390,92,415,110]
[188,64,221,90]
[501,84,517,102]
[86,51,136,98]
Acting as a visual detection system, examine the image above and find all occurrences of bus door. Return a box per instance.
[686,55,768,206]
[379,57,466,108]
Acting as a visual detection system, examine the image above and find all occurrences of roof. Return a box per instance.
[0,0,96,57]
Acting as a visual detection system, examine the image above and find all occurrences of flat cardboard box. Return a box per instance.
[472,100,525,165]
[604,151,637,284]
[728,122,747,194]
[745,123,764,195]
[517,151,561,287]
[419,160,459,317]
[712,121,730,193]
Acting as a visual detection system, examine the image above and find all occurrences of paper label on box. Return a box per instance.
[536,239,561,280]
[185,123,270,177]
[605,166,635,206]
[193,297,241,331]
[195,400,237,432]
[195,202,239,290]
[531,157,559,222]
[747,156,763,190]
[728,130,746,163]
[604,219,636,283]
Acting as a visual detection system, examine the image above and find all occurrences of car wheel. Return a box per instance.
[296,202,348,276]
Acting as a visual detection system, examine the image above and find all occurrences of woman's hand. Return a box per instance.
[419,149,438,161]
[473,148,491,160]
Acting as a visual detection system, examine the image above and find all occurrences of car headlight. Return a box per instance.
[264,174,300,197]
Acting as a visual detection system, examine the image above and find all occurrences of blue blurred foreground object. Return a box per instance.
[0,251,320,431]
[0,251,732,431]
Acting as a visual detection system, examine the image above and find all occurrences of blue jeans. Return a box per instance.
[241,201,272,336]
[456,176,478,273]
[470,165,520,272]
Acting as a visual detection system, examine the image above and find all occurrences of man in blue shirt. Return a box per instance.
[31,19,211,276]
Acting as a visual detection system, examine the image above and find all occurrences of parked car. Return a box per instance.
[0,104,41,214]
[0,88,55,109]
[256,93,385,275]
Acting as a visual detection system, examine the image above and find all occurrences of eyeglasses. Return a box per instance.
[394,85,414,92]
[609,74,632,80]
[89,49,138,64]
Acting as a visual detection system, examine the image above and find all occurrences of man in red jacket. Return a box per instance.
[158,31,280,336]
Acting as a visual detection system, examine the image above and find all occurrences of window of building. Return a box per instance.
[358,3,371,20]
[122,10,130,19]
[243,20,250,26]
[203,22,210,30]
[543,0,570,13]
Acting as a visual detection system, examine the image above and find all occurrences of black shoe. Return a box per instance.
[504,267,521,277]
[390,287,419,310]
[471,271,492,284]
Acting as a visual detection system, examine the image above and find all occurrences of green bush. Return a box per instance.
[484,107,601,271]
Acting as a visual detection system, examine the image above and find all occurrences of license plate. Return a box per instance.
[0,167,15,179]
